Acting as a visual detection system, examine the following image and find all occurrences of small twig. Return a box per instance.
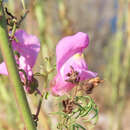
[35,88,43,97]
[17,10,29,26]
[5,7,29,29]
[71,85,78,101]
[34,76,48,123]
[35,96,43,118]
[5,7,16,19]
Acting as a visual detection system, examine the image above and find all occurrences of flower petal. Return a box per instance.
[18,56,33,81]
[12,29,40,67]
[56,32,89,71]
[60,53,88,80]
[0,62,8,75]
[79,70,97,81]
[51,74,74,96]
[52,52,97,96]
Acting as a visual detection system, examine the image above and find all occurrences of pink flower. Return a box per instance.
[0,29,40,93]
[51,32,97,96]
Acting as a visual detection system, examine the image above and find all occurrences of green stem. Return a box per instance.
[0,2,36,130]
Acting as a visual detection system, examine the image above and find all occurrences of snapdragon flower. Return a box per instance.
[0,30,40,93]
[51,32,97,96]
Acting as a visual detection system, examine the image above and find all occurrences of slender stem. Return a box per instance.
[11,20,16,37]
[71,85,78,101]
[0,2,36,130]
[36,88,42,97]
[18,10,29,26]
[35,76,47,119]
[34,76,51,129]
[21,0,26,10]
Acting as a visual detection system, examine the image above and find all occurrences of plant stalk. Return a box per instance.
[0,2,36,130]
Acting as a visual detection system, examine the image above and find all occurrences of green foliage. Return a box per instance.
[52,96,98,130]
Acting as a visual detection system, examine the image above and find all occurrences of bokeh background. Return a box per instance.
[0,0,129,130]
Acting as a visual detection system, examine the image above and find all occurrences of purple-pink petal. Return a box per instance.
[59,53,88,80]
[52,70,97,96]
[0,56,33,82]
[60,53,97,81]
[12,29,40,67]
[51,73,74,96]
[18,56,33,81]
[52,53,97,96]
[79,70,97,81]
[56,32,89,71]
[0,62,8,75]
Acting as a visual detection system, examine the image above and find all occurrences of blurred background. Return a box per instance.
[0,0,129,130]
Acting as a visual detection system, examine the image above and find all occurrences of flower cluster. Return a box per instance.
[51,32,97,96]
[0,30,40,93]
[0,30,97,96]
